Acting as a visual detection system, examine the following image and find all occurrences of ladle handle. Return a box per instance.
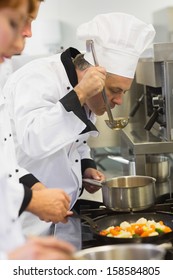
[89,40,114,124]
[102,88,114,123]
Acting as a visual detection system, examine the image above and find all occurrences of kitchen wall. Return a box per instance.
[24,0,173,52]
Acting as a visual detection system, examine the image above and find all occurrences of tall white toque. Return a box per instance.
[77,13,156,78]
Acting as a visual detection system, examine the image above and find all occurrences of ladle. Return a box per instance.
[86,39,129,130]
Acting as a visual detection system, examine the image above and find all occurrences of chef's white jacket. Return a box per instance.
[0,93,25,258]
[4,48,99,236]
[0,61,39,215]
[0,62,39,256]
[0,155,25,258]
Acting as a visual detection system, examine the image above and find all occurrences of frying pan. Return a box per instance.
[80,212,173,245]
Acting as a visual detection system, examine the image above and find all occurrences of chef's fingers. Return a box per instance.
[61,211,74,223]
[84,185,101,194]
[66,210,74,216]
[74,66,106,105]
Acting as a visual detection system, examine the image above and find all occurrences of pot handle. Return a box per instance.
[82,178,103,187]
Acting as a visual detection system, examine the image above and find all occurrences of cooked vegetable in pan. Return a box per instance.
[99,217,172,238]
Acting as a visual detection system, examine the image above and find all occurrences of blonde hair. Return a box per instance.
[0,0,26,8]
[0,0,38,14]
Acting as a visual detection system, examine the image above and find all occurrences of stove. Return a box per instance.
[73,184,173,259]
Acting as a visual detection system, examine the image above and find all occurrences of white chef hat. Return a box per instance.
[76,13,155,78]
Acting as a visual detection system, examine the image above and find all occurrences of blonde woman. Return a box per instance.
[0,0,74,260]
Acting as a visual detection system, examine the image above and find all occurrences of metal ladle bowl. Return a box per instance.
[105,117,129,130]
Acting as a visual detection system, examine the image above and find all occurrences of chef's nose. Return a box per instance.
[22,22,32,38]
[112,94,123,106]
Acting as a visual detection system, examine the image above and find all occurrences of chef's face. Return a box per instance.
[0,1,28,63]
[4,1,40,57]
[86,73,133,116]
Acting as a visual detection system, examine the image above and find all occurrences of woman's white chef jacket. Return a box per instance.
[0,62,38,255]
[4,48,99,236]
[0,61,38,215]
[0,93,25,258]
[0,155,25,257]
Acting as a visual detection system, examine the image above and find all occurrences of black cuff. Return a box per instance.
[19,186,32,216]
[19,174,39,189]
[60,90,84,114]
[81,158,97,175]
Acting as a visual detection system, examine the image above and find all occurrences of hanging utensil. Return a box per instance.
[86,40,129,130]
[129,93,144,117]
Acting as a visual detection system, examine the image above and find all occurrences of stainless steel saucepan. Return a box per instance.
[74,244,166,260]
[82,175,156,211]
[146,155,170,182]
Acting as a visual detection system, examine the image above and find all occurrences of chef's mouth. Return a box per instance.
[4,55,12,59]
[0,55,12,62]
[104,104,115,110]
[110,105,115,109]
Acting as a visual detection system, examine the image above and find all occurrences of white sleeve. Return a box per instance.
[0,252,8,260]
[77,137,92,160]
[5,65,87,160]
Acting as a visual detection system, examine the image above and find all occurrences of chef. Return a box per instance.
[0,0,75,260]
[0,0,72,238]
[4,13,155,242]
[0,0,34,259]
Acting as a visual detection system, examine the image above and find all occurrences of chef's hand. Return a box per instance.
[74,66,106,105]
[8,236,76,260]
[26,188,71,223]
[83,168,105,193]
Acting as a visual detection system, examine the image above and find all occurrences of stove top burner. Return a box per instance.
[78,198,173,219]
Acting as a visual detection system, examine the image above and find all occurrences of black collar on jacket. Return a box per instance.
[60,47,98,134]
[60,47,80,87]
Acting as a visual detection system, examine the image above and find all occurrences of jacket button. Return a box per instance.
[15,169,19,173]
[9,134,12,137]
[76,139,79,142]
[4,138,7,141]
[8,174,12,177]
[75,159,79,163]
[83,141,86,144]
[67,86,70,90]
